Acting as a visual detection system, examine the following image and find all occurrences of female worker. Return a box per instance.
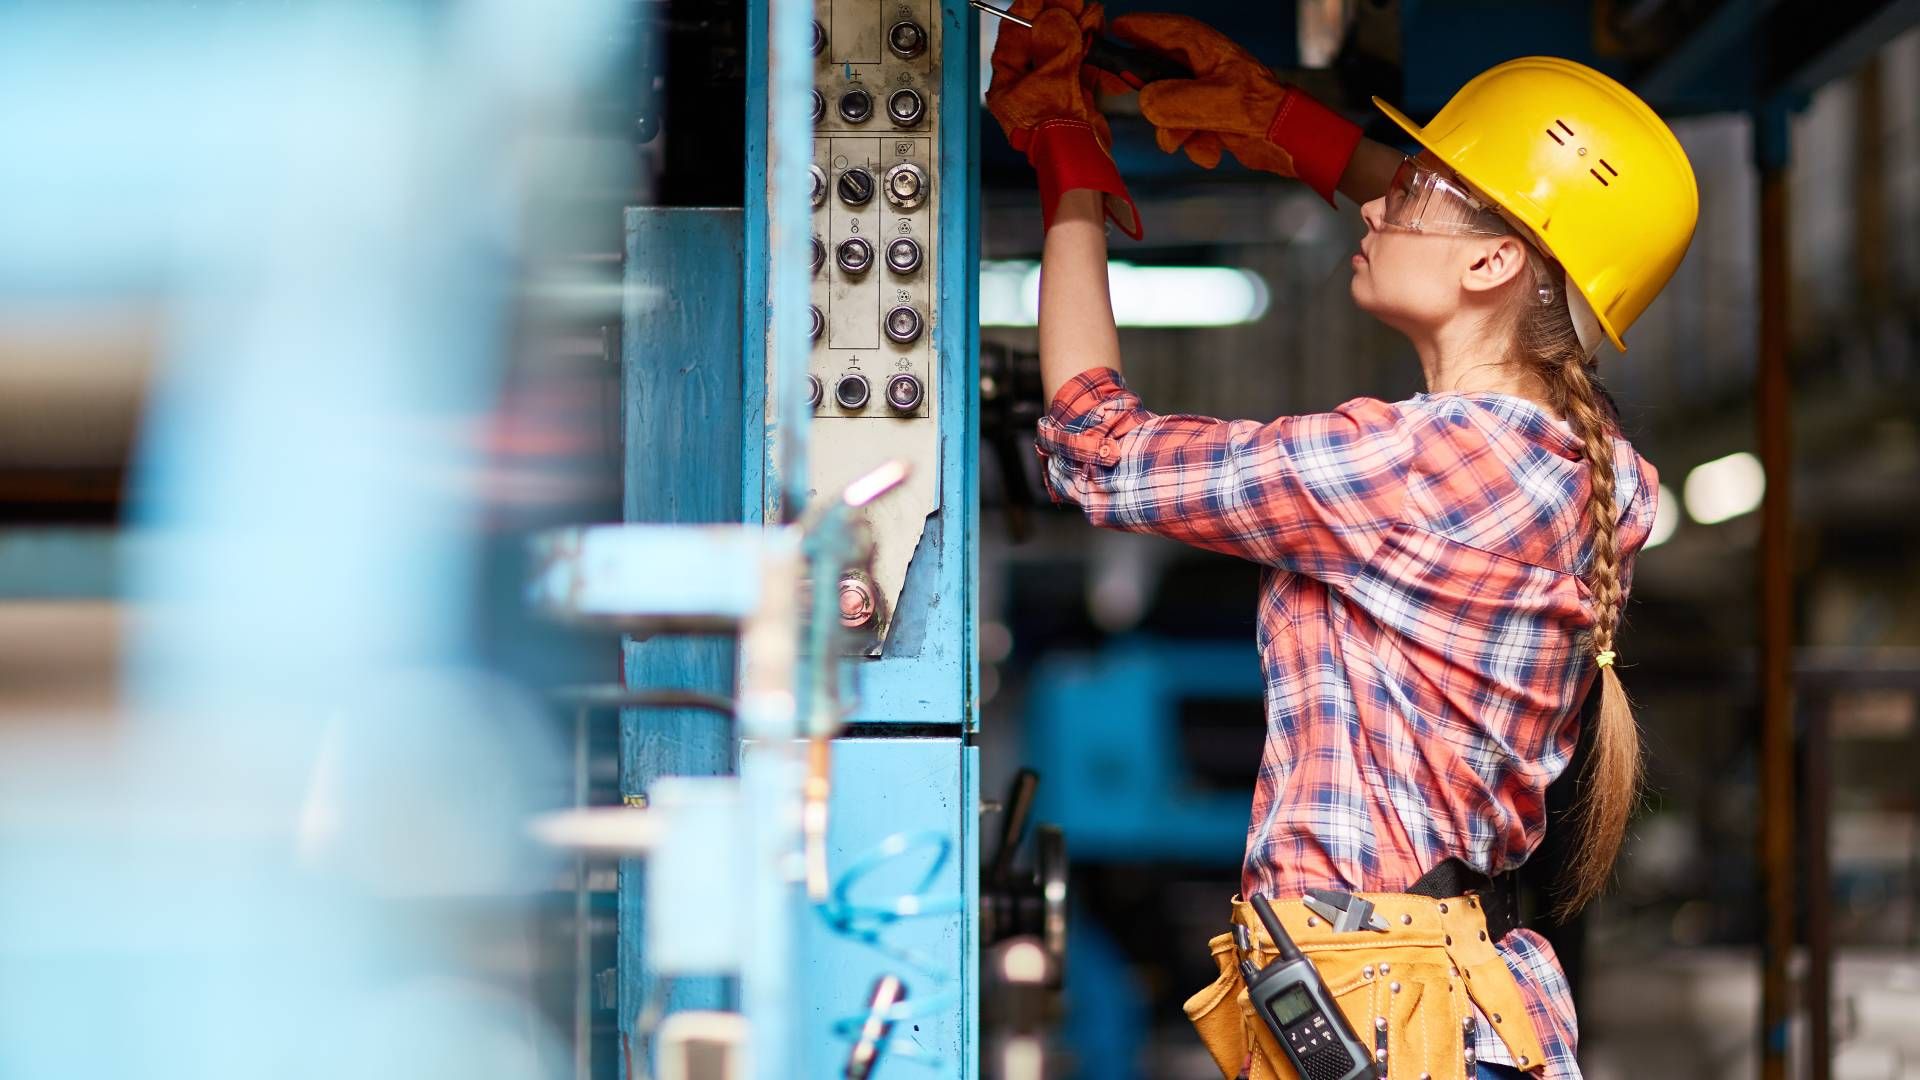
[987,4,1697,1079]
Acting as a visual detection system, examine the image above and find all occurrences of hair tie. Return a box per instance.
[1595,649,1617,669]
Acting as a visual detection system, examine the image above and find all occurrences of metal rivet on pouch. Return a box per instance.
[1379,963,1391,974]
[1445,935,1453,946]
[1519,1056,1530,1067]
[1390,981,1402,993]
[1363,965,1374,979]
[1375,1048,1388,1062]
[1376,1017,1388,1031]
[1492,1013,1503,1023]
[1438,902,1448,913]
[1401,913,1413,924]
[1306,916,1320,928]
[1420,1073,1432,1080]
[1462,1017,1474,1030]
[1479,930,1487,941]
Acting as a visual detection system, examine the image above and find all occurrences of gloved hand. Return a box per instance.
[986,0,1142,238]
[1105,13,1363,206]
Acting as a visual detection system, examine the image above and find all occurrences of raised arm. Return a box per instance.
[1038,190,1123,403]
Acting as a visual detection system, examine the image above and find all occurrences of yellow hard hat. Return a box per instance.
[1373,57,1699,352]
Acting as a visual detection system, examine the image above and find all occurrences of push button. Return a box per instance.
[837,87,873,124]
[885,373,923,412]
[836,236,874,274]
[887,20,927,58]
[834,373,871,410]
[885,236,921,274]
[887,88,925,127]
[883,305,923,344]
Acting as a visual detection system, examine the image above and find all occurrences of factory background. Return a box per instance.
[0,1,1916,1079]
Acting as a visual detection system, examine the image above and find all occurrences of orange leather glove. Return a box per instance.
[987,0,1142,238]
[1105,13,1363,206]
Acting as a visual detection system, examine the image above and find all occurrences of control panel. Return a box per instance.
[805,0,942,652]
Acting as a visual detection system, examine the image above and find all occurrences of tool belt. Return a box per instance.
[1183,882,1546,1079]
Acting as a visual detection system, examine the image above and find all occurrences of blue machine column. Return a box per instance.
[748,0,981,1072]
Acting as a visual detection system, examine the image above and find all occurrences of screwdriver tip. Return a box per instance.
[968,0,1033,28]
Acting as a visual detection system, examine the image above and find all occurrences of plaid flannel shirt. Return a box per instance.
[1035,367,1659,1079]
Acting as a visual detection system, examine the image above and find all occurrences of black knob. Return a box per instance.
[888,20,927,58]
[838,87,873,124]
[884,305,923,344]
[885,236,922,274]
[811,89,826,126]
[887,88,925,127]
[837,168,874,207]
[811,20,827,56]
[807,374,823,409]
[809,305,824,342]
[886,373,924,412]
[834,373,871,410]
[811,236,826,275]
[836,236,874,274]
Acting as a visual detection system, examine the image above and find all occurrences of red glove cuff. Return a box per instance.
[1026,119,1143,240]
[1265,87,1364,206]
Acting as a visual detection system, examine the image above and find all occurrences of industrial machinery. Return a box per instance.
[604,0,983,1074]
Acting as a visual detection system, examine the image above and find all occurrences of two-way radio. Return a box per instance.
[1236,894,1377,1080]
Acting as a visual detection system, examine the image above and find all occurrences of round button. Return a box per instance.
[811,89,826,126]
[838,575,876,628]
[811,20,827,56]
[886,373,924,412]
[809,164,827,208]
[887,20,927,58]
[838,88,873,124]
[885,236,921,274]
[887,88,925,127]
[834,373,870,410]
[808,305,824,342]
[810,235,826,275]
[884,305,923,344]
[883,162,927,210]
[836,236,874,274]
[837,167,874,206]
[806,374,822,409]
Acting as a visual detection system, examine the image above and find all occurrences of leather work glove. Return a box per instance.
[986,0,1143,238]
[1105,13,1363,206]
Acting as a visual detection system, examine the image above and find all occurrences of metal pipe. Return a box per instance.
[1754,101,1796,1080]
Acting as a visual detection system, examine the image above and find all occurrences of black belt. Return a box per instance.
[1408,856,1520,943]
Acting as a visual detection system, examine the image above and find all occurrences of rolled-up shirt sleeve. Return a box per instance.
[1034,366,1420,579]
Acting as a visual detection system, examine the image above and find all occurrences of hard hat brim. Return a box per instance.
[1370,96,1630,353]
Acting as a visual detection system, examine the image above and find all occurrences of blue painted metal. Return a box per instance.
[1026,638,1259,863]
[800,737,971,1076]
[842,0,980,728]
[620,210,748,1055]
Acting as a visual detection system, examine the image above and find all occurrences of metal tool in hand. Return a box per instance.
[1302,888,1390,933]
[969,0,1193,89]
[1239,894,1377,1080]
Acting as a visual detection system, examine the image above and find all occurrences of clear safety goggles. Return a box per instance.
[1381,156,1513,237]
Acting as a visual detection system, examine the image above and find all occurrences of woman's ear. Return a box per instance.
[1460,235,1531,295]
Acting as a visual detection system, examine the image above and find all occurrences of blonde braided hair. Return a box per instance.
[1506,247,1642,920]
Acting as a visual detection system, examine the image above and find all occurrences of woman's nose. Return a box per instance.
[1359,196,1384,233]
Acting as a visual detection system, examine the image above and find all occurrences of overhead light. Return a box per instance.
[980,260,1271,328]
[1644,484,1679,549]
[1683,452,1766,525]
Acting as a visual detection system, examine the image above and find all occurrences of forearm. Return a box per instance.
[1038,189,1122,403]
[1336,136,1403,207]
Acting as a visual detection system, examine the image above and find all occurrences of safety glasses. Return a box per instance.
[1381,156,1513,237]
